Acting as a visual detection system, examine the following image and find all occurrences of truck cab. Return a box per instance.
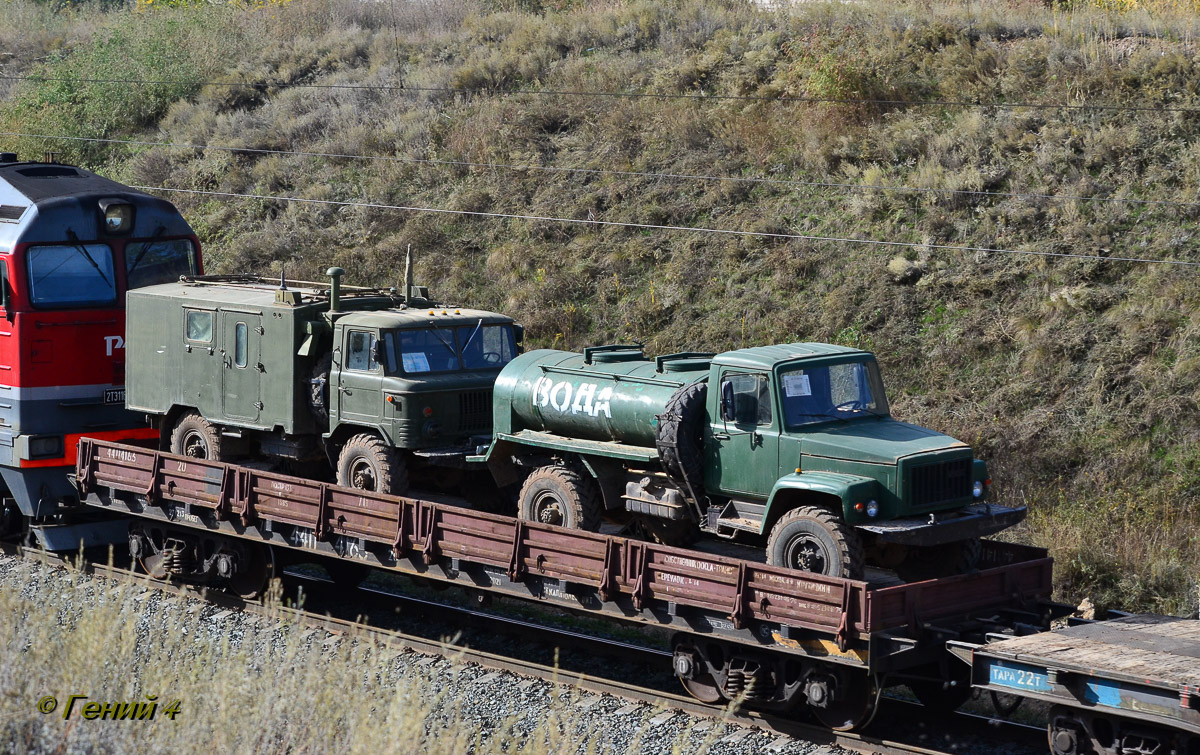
[328,311,517,451]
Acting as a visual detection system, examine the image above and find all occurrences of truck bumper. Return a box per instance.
[856,503,1027,546]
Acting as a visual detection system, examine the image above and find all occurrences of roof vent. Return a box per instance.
[0,205,25,222]
[16,166,79,178]
[0,153,16,164]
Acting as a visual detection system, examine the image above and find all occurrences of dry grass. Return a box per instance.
[0,557,719,753]
[0,0,1197,611]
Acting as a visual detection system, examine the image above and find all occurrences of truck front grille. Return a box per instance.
[458,390,491,432]
[909,458,971,509]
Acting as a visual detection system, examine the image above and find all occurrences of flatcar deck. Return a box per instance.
[981,614,1200,691]
[966,613,1200,750]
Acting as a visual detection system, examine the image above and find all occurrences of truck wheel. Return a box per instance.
[767,506,864,579]
[336,434,409,495]
[518,466,603,532]
[170,411,224,460]
[656,382,708,498]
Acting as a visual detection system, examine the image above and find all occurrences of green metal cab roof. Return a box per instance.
[128,275,512,327]
[713,343,873,371]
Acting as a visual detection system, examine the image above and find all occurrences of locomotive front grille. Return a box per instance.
[457,390,491,432]
[908,457,972,509]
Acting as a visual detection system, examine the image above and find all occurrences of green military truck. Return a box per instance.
[473,343,1025,579]
[126,267,520,494]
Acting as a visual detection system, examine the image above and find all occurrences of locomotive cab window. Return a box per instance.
[126,238,199,290]
[26,243,116,308]
[185,310,213,343]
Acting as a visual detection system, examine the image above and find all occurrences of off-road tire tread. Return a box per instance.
[656,381,708,498]
[767,505,865,579]
[337,433,409,495]
[518,465,603,532]
[170,411,224,461]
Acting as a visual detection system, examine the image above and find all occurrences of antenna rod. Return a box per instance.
[404,244,414,299]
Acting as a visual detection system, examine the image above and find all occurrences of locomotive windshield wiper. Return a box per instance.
[64,230,111,288]
[125,225,166,279]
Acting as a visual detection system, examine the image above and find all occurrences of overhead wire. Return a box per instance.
[6,131,1197,209]
[2,73,1199,114]
[132,185,1200,268]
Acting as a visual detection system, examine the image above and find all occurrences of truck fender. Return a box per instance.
[762,472,879,531]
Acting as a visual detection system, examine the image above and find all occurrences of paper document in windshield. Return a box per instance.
[783,374,812,397]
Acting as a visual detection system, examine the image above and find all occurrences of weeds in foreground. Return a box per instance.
[0,558,719,753]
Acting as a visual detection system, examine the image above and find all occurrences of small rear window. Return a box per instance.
[186,310,213,342]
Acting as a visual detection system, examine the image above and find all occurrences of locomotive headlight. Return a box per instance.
[98,199,135,235]
[973,481,985,498]
[28,435,63,459]
[865,500,879,517]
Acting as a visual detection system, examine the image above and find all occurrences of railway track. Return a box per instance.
[2,538,1045,755]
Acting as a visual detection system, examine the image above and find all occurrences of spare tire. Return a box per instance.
[656,381,708,501]
[308,353,332,427]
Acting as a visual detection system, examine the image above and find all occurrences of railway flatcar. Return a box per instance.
[956,614,1199,755]
[0,154,201,548]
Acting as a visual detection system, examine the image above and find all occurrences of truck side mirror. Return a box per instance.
[720,380,735,422]
[371,338,384,367]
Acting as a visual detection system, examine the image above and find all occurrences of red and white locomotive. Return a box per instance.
[0,154,201,547]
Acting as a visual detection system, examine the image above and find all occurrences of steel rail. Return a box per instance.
[0,540,1019,755]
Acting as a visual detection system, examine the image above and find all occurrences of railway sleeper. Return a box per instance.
[1050,705,1200,755]
[128,522,273,599]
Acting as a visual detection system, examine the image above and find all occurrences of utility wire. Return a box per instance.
[133,185,1200,268]
[2,73,1198,114]
[8,131,1197,209]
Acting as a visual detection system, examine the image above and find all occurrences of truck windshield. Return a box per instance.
[780,361,889,428]
[125,238,198,289]
[26,243,117,307]
[383,324,516,375]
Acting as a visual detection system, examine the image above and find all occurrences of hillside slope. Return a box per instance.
[2,0,1197,613]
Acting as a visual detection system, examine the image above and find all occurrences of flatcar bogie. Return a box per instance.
[128,522,273,598]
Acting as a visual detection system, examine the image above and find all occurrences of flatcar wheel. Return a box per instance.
[810,673,879,732]
[679,672,723,704]
[228,544,275,600]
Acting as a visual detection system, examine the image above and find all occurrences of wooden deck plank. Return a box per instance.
[982,614,1200,687]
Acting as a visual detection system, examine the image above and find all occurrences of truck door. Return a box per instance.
[220,312,262,422]
[335,329,384,427]
[708,370,780,500]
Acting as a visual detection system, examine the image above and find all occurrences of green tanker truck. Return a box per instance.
[126,263,520,494]
[472,343,1025,579]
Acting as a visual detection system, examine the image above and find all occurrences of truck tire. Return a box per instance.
[767,506,864,579]
[170,411,224,460]
[518,465,603,532]
[656,381,707,499]
[336,434,409,495]
[308,353,332,427]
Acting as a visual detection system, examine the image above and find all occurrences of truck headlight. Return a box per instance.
[973,481,985,498]
[865,500,879,517]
